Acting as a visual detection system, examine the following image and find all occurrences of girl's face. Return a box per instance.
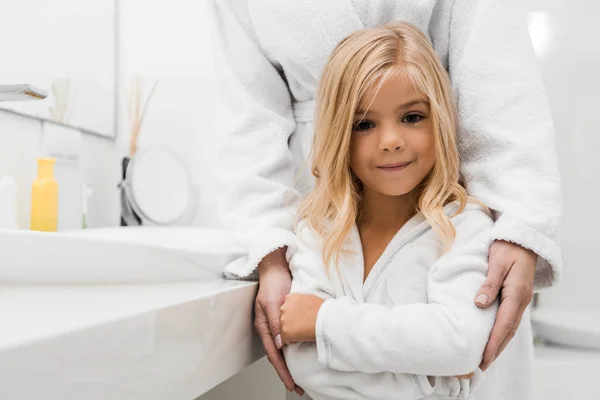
[350,72,435,199]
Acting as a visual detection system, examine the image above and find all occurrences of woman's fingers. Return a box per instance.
[255,299,296,392]
[475,241,512,308]
[479,295,521,371]
[492,286,531,364]
[480,243,536,371]
[254,255,295,392]
[265,299,285,349]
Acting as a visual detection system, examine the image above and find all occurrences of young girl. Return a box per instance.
[280,22,499,400]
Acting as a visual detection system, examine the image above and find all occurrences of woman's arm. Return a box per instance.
[314,210,498,376]
[432,0,561,370]
[210,0,301,279]
[441,0,562,290]
[210,2,303,393]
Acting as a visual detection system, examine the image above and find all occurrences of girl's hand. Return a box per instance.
[475,240,537,371]
[280,293,325,344]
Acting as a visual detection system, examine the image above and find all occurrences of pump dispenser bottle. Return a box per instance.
[31,157,58,232]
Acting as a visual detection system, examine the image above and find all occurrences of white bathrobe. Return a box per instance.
[210,0,562,289]
[210,0,560,398]
[284,203,499,400]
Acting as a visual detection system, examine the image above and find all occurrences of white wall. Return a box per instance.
[527,0,600,312]
[119,0,222,228]
[0,0,116,137]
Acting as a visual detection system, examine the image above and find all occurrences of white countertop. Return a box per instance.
[0,280,263,400]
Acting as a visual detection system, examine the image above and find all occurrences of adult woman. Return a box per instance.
[210,1,561,398]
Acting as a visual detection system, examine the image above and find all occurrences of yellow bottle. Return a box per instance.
[31,157,58,232]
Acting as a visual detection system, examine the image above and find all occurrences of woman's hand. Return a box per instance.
[255,247,304,396]
[280,293,325,344]
[475,240,537,370]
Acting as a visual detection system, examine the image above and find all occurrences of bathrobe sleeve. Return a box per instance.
[210,0,301,280]
[442,0,562,289]
[288,221,336,298]
[315,210,498,376]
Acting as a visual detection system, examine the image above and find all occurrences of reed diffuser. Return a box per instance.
[119,76,158,226]
[128,76,158,157]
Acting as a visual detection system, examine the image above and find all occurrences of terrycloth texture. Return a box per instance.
[284,203,500,399]
[210,0,562,288]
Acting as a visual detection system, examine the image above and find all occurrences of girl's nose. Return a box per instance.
[379,126,405,152]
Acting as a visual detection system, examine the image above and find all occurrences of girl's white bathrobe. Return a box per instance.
[210,1,561,399]
[284,203,499,400]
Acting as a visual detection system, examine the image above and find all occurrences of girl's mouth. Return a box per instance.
[377,161,411,171]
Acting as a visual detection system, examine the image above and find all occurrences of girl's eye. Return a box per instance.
[402,113,424,124]
[353,120,374,131]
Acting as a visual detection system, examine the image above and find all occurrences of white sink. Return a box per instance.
[0,280,262,400]
[0,227,263,400]
[0,227,246,284]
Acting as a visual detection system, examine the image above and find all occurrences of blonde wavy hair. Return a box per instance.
[297,22,476,269]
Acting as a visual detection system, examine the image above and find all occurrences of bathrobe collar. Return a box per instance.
[339,202,461,301]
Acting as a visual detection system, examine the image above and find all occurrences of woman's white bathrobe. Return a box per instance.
[210,0,561,399]
[211,0,561,287]
[284,203,498,400]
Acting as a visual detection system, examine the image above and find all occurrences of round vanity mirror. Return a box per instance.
[124,148,198,226]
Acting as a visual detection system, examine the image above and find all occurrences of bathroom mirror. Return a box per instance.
[0,0,118,137]
[124,147,198,226]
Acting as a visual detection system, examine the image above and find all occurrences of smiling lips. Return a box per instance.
[377,161,412,171]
